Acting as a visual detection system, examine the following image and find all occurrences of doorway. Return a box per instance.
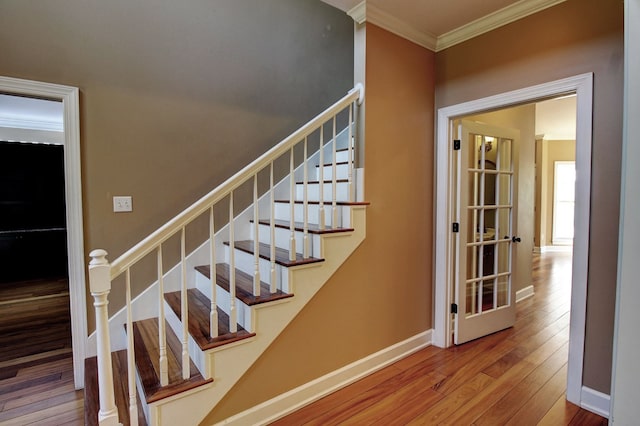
[434,73,593,407]
[0,76,87,389]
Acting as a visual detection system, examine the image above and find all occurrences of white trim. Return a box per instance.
[611,2,640,424]
[434,73,593,408]
[342,0,566,52]
[215,330,433,425]
[516,285,535,302]
[0,117,64,132]
[0,76,87,390]
[538,245,573,253]
[347,1,366,25]
[366,3,437,51]
[581,386,611,418]
[436,0,566,51]
[0,127,64,145]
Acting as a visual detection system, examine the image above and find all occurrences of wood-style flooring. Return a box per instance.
[0,253,608,425]
[272,252,607,425]
[0,278,82,425]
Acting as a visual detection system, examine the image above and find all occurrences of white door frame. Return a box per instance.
[0,76,87,389]
[434,73,593,406]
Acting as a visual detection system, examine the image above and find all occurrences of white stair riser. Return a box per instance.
[334,150,351,163]
[296,182,350,202]
[316,163,351,181]
[274,203,344,227]
[223,245,291,293]
[251,223,322,258]
[193,271,253,331]
[274,203,351,228]
[164,298,212,375]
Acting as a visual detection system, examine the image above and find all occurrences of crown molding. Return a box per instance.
[367,3,438,51]
[347,1,366,24]
[343,0,566,52]
[0,117,64,132]
[436,0,567,51]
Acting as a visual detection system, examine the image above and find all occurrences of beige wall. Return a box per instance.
[0,0,354,331]
[467,104,536,294]
[436,0,623,394]
[203,24,435,423]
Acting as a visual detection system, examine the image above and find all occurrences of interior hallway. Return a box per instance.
[272,252,607,425]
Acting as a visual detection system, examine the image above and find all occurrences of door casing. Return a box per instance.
[0,76,87,389]
[433,73,593,406]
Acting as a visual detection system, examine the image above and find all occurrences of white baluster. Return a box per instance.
[88,249,119,426]
[253,174,261,296]
[270,162,276,293]
[229,192,237,333]
[180,227,189,380]
[348,103,354,202]
[289,146,296,262]
[319,126,326,230]
[332,115,338,229]
[209,208,218,339]
[157,246,168,387]
[125,269,138,426]
[303,136,309,258]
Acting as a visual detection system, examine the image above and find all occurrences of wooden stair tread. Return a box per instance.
[224,240,324,267]
[194,264,293,306]
[84,351,147,426]
[253,218,354,234]
[298,178,349,184]
[317,160,350,167]
[274,200,370,206]
[164,288,256,351]
[131,318,212,403]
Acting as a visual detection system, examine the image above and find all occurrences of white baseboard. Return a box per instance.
[539,245,573,253]
[581,386,611,419]
[516,285,535,302]
[215,330,433,425]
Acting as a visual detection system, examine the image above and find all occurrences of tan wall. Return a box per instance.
[436,0,623,394]
[467,104,536,293]
[203,24,435,423]
[0,0,354,331]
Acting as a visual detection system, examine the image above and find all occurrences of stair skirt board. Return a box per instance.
[216,330,433,426]
[144,207,366,425]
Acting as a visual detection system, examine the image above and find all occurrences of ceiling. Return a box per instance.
[321,0,565,51]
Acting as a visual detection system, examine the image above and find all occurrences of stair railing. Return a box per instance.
[88,83,363,425]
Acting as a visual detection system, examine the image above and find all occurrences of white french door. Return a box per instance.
[453,120,520,344]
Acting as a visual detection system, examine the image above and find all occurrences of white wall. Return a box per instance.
[610,0,640,423]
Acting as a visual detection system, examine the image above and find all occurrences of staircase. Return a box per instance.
[84,86,366,425]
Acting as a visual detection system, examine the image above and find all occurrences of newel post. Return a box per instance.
[89,249,120,426]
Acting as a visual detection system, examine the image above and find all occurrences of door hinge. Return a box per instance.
[452,222,459,233]
[453,139,461,150]
[451,303,458,314]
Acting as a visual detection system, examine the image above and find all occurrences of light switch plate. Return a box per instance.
[113,196,132,212]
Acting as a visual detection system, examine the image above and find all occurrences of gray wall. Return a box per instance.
[0,0,354,330]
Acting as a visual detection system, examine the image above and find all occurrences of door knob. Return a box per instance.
[512,236,521,243]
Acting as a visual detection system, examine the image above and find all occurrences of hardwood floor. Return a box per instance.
[0,278,72,362]
[0,253,607,425]
[272,252,607,425]
[0,279,83,425]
